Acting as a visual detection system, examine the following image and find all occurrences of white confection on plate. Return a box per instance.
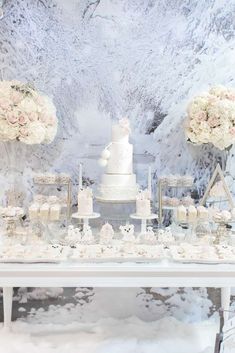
[120,224,135,242]
[50,204,61,221]
[77,188,93,215]
[136,189,151,216]
[187,205,197,222]
[82,225,94,244]
[98,118,138,201]
[177,205,187,222]
[99,223,114,244]
[40,203,50,221]
[197,206,208,220]
[29,203,40,220]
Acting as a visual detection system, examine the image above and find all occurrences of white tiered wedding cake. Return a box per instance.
[98,118,139,201]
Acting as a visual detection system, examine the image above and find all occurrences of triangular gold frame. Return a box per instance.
[200,164,234,208]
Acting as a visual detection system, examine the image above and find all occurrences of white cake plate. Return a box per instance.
[72,212,100,227]
[130,214,158,233]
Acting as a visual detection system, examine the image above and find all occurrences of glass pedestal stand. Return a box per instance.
[71,212,100,229]
[130,214,158,234]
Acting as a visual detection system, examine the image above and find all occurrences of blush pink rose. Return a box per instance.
[11,90,23,105]
[230,127,235,135]
[18,115,27,125]
[28,112,38,121]
[195,111,207,121]
[208,116,220,127]
[0,97,11,110]
[6,112,18,124]
[19,126,28,137]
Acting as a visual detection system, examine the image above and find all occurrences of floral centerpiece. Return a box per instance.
[185,85,235,151]
[0,80,58,144]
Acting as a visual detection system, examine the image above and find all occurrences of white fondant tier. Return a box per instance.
[101,174,136,186]
[136,199,151,217]
[77,198,93,215]
[106,143,133,174]
[99,174,139,201]
[112,124,129,143]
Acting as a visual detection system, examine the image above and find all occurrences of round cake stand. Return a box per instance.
[130,214,158,233]
[71,212,100,227]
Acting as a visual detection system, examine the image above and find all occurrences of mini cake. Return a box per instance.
[34,194,46,205]
[168,197,180,207]
[48,195,59,204]
[136,190,151,217]
[40,203,50,221]
[182,195,194,207]
[77,188,93,215]
[142,227,156,244]
[100,223,114,245]
[82,225,94,244]
[197,206,209,221]
[29,203,40,220]
[50,204,61,221]
[187,205,197,223]
[177,205,187,223]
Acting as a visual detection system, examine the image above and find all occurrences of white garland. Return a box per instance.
[185,85,235,150]
[0,80,58,144]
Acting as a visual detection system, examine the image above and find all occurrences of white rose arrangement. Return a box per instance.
[0,80,58,144]
[185,85,235,150]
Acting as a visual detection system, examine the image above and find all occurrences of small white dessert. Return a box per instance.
[65,225,82,245]
[82,224,94,244]
[120,224,135,242]
[34,194,46,205]
[177,205,187,223]
[40,203,50,221]
[48,195,59,204]
[168,197,180,207]
[136,190,151,217]
[99,223,114,245]
[50,204,61,221]
[187,205,197,223]
[182,195,194,207]
[158,228,174,243]
[197,206,208,221]
[77,188,93,215]
[29,203,40,220]
[141,226,156,244]
[221,210,231,222]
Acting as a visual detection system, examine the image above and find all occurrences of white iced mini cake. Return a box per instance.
[98,118,139,201]
[136,189,151,217]
[77,188,93,215]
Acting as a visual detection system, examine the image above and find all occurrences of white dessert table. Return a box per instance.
[0,261,233,328]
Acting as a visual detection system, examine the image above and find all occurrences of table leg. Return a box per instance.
[221,287,231,321]
[3,287,13,328]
